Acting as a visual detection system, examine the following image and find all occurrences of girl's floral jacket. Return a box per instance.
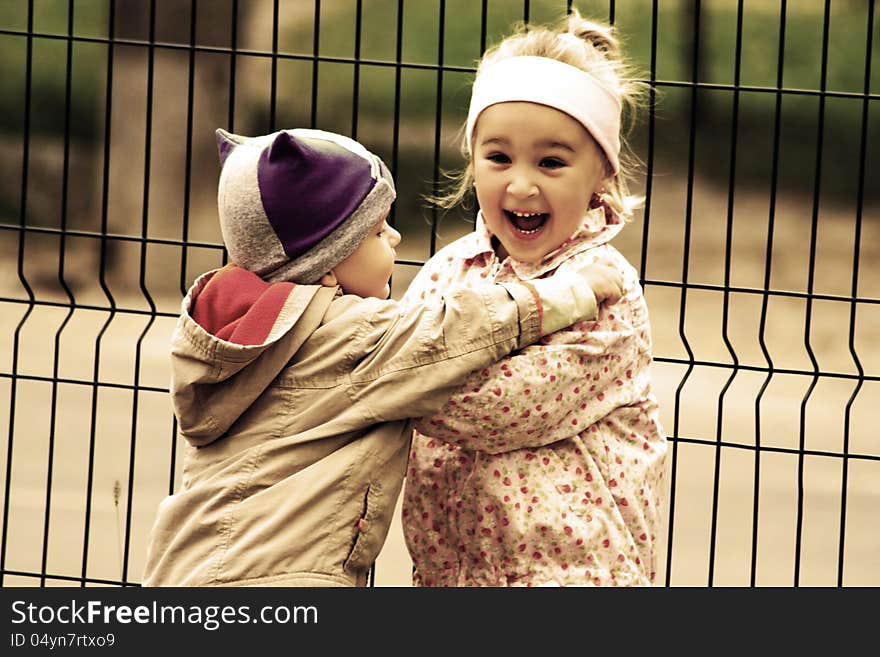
[401,207,668,586]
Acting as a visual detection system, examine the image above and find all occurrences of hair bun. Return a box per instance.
[565,11,619,58]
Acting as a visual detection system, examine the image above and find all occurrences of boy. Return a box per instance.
[141,128,622,586]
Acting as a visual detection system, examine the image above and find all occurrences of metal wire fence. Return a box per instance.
[1,0,878,587]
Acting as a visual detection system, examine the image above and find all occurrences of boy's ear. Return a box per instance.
[318,272,338,287]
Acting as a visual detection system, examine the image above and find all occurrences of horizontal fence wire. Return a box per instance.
[1,0,877,587]
[0,28,878,102]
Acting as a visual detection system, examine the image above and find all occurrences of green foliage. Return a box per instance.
[274,1,877,115]
[266,0,878,201]
[2,0,876,200]
[0,0,109,140]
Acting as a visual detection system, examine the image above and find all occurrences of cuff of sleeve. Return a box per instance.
[498,280,542,349]
[528,272,598,335]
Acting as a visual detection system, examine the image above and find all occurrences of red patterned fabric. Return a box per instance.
[190,264,296,346]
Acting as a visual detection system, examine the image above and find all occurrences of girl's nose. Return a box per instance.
[506,171,538,198]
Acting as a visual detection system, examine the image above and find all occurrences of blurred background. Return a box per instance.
[1,0,877,587]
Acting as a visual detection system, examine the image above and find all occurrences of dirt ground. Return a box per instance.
[1,173,877,587]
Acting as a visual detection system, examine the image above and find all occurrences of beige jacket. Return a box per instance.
[141,263,597,587]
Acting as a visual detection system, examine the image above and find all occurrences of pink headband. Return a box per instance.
[465,56,622,175]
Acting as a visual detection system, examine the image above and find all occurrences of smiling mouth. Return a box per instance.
[504,210,548,235]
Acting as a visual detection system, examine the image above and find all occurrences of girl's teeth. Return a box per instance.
[505,209,547,234]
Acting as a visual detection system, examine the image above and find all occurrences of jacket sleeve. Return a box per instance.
[409,259,649,454]
[326,272,598,423]
[412,303,647,453]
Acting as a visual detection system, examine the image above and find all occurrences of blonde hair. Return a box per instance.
[433,10,647,221]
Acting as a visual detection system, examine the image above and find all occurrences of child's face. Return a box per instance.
[332,214,401,299]
[472,101,608,263]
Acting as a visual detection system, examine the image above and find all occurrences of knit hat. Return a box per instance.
[215,128,396,284]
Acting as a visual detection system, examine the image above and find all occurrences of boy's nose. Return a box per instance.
[388,225,402,247]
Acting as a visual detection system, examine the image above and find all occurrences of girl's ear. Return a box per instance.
[319,271,338,287]
[604,164,616,185]
[596,171,614,195]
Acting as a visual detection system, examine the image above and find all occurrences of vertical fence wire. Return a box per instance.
[269,0,279,132]
[389,0,404,231]
[121,0,159,585]
[664,0,701,585]
[795,0,833,586]
[179,0,197,299]
[351,0,363,140]
[638,0,657,288]
[429,0,446,257]
[1,0,35,588]
[221,1,235,272]
[480,0,488,55]
[707,0,744,587]
[753,0,787,588]
[227,0,238,134]
[839,0,874,588]
[169,0,200,500]
[310,0,320,129]
[642,0,662,582]
[81,0,120,586]
[39,0,77,588]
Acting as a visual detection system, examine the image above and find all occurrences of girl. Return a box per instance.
[400,11,668,586]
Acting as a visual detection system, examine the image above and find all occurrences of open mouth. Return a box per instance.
[504,210,549,235]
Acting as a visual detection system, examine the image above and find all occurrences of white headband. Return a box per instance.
[465,55,622,175]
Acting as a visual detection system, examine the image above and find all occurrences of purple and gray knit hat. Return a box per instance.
[215,128,396,284]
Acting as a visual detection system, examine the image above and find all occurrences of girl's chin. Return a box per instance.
[508,227,547,244]
[495,242,545,264]
[498,212,552,246]
[497,229,551,261]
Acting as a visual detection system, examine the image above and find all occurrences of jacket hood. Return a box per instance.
[170,264,337,447]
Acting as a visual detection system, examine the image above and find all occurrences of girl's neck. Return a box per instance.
[490,235,510,262]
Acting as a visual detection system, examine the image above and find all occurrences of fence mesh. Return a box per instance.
[1,0,878,587]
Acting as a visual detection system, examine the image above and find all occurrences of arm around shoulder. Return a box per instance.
[504,271,599,338]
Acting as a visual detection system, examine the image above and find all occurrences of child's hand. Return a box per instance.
[577,260,624,305]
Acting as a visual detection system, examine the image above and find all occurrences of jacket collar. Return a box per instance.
[457,206,626,280]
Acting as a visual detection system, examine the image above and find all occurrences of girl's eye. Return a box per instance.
[540,157,566,169]
[486,152,510,164]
